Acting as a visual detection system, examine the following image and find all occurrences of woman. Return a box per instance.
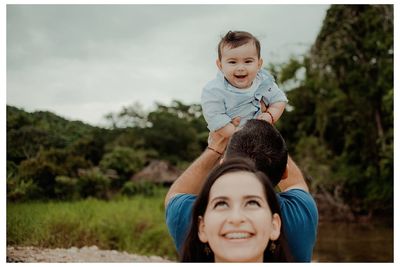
[181,157,292,262]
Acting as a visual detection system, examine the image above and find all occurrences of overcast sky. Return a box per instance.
[7,4,329,126]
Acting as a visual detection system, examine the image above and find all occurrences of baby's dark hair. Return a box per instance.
[218,30,261,60]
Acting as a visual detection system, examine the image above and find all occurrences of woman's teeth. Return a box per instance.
[224,232,251,239]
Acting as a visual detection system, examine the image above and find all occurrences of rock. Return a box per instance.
[6,246,173,263]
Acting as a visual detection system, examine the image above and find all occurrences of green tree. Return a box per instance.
[279,5,393,215]
[16,148,92,199]
[144,106,201,164]
[99,146,146,188]
[77,168,111,199]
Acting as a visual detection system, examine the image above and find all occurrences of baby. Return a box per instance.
[201,31,288,138]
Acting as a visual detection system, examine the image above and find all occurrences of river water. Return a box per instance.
[312,221,393,262]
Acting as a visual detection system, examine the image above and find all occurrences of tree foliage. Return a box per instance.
[6,100,208,201]
[278,5,393,215]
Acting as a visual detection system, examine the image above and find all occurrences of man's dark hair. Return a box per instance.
[217,30,261,60]
[225,119,288,186]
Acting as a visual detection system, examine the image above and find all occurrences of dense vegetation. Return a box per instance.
[7,5,393,222]
[277,5,393,217]
[7,101,207,202]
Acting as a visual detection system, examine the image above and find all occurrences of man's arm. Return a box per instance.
[164,131,230,208]
[277,155,309,192]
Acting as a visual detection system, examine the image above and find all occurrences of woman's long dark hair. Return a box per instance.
[180,157,292,262]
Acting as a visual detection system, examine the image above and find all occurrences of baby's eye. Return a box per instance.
[228,61,236,64]
[246,200,261,207]
[214,201,228,209]
[245,60,254,63]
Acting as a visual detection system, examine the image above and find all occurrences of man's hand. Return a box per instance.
[209,117,241,153]
[213,116,242,139]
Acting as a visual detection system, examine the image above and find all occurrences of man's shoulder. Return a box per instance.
[165,193,196,252]
[170,193,196,201]
[277,189,318,225]
[278,189,318,262]
[166,193,196,211]
[278,189,317,207]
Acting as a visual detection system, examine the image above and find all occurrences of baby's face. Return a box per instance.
[217,42,263,89]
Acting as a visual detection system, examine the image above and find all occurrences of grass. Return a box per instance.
[6,187,179,261]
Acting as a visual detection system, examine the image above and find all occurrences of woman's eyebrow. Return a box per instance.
[209,196,229,203]
[209,195,265,203]
[243,195,265,201]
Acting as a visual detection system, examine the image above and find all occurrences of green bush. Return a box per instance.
[7,176,41,202]
[121,181,158,197]
[78,168,110,199]
[99,146,146,188]
[18,156,64,198]
[54,176,80,200]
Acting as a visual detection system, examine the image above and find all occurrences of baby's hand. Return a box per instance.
[231,116,241,127]
[260,100,268,113]
[257,112,273,124]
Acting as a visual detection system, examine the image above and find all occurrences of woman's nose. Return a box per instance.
[227,207,246,224]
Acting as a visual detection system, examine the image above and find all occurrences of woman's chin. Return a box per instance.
[214,249,263,263]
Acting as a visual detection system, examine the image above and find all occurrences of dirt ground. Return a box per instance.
[6,246,173,263]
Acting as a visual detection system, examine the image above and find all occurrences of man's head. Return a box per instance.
[216,31,263,89]
[225,119,288,186]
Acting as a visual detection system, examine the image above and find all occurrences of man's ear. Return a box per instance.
[281,165,288,180]
[269,213,281,241]
[216,59,222,71]
[198,216,208,243]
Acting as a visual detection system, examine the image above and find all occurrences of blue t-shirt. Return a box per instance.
[165,189,318,262]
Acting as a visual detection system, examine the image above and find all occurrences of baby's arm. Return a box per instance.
[258,101,286,124]
[201,86,234,134]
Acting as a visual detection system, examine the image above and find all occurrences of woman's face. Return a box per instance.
[198,171,281,262]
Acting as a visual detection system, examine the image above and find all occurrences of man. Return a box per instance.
[165,119,318,262]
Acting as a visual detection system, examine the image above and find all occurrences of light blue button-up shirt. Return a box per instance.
[201,69,288,131]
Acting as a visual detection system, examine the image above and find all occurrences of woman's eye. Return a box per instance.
[214,201,228,209]
[246,200,261,207]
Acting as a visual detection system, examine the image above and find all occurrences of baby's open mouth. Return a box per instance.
[234,74,247,79]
